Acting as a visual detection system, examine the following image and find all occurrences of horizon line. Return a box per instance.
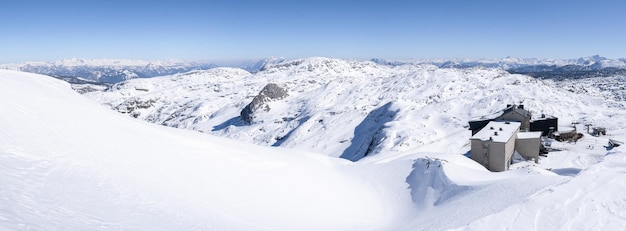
[1,54,624,65]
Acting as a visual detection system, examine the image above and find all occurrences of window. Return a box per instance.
[483,153,489,166]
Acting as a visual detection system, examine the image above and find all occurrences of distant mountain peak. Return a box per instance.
[252,57,286,72]
[2,56,626,84]
[576,55,607,65]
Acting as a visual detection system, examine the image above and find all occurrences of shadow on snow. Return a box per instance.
[340,102,398,161]
[212,116,246,131]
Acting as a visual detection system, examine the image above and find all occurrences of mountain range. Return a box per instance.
[2,55,625,84]
[82,57,626,160]
[2,55,626,230]
[0,57,284,83]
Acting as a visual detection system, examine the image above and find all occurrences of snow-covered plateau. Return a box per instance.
[2,55,626,230]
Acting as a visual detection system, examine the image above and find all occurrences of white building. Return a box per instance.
[470,121,542,172]
[516,131,542,163]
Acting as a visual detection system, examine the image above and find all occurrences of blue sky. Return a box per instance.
[1,0,625,63]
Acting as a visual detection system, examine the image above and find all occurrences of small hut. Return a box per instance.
[591,127,607,136]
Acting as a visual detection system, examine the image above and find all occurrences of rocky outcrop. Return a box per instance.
[240,83,288,124]
[115,98,157,118]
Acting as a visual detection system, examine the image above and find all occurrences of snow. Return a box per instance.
[373,55,626,71]
[4,55,625,85]
[457,150,626,231]
[471,121,520,142]
[81,57,626,163]
[517,131,542,139]
[0,58,282,83]
[0,70,393,230]
[2,64,626,230]
[1,58,196,68]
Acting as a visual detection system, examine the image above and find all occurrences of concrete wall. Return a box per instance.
[490,134,516,172]
[516,137,540,163]
[500,112,530,131]
[504,132,516,167]
[488,142,506,172]
[470,139,488,168]
[470,128,518,172]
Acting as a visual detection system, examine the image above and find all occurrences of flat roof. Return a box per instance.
[470,121,521,143]
[530,115,557,122]
[517,131,542,139]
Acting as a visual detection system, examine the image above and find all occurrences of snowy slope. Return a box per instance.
[2,69,626,230]
[85,57,626,162]
[0,70,401,230]
[457,149,626,231]
[548,75,626,101]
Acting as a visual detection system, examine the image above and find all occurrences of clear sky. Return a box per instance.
[1,0,625,63]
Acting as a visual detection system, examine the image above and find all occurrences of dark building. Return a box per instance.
[469,120,492,135]
[469,104,558,137]
[530,115,558,136]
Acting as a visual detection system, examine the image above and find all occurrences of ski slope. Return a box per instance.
[2,69,626,230]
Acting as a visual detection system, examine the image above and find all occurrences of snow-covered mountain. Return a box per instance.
[3,66,626,230]
[377,55,626,69]
[0,58,284,83]
[250,56,287,72]
[3,55,624,84]
[373,55,626,79]
[0,58,217,83]
[0,70,397,230]
[85,57,626,161]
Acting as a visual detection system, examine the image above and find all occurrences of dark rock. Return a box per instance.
[241,83,288,124]
[115,98,157,118]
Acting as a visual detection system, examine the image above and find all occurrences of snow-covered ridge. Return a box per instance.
[0,69,396,230]
[0,58,284,83]
[373,55,626,70]
[374,55,626,80]
[83,57,626,162]
[3,55,625,84]
[0,59,217,83]
[3,69,626,230]
[4,58,193,67]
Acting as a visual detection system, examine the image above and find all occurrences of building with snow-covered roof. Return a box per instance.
[470,121,520,172]
[516,131,543,163]
[469,104,558,136]
[470,121,543,172]
[499,105,531,130]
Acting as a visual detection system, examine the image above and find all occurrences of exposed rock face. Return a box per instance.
[115,98,157,118]
[241,83,288,124]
